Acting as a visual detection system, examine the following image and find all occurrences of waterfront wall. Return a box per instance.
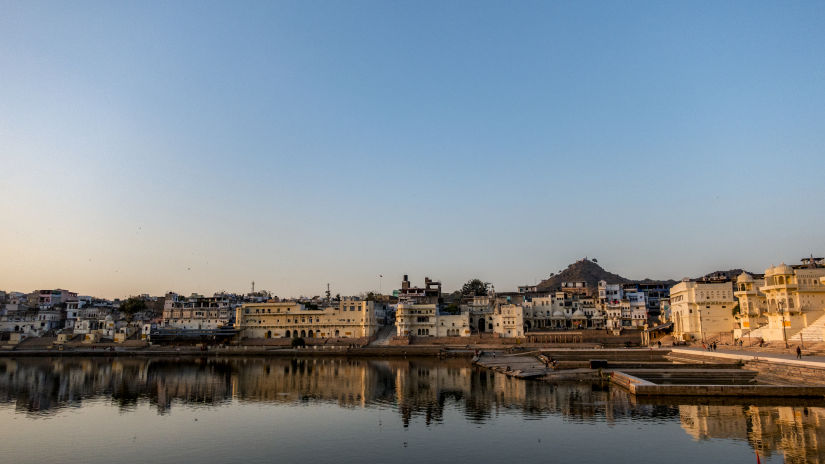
[668,349,825,386]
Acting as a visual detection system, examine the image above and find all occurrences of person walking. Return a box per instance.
[797,346,802,359]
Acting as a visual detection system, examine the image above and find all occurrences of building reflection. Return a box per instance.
[0,356,663,424]
[1,356,824,459]
[679,403,825,463]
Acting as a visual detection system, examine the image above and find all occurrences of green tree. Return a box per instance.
[119,297,147,322]
[461,279,489,297]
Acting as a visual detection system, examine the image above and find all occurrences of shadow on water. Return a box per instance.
[1,356,825,462]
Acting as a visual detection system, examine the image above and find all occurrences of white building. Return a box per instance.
[670,279,735,342]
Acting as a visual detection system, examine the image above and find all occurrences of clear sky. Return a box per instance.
[1,1,824,299]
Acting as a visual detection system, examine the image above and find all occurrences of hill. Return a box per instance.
[697,269,757,281]
[536,259,627,291]
[536,258,677,291]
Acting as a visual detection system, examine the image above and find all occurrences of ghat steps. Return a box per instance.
[789,313,825,343]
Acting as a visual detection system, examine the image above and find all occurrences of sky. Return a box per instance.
[1,1,824,299]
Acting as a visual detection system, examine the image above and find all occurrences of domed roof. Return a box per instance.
[572,309,586,319]
[551,310,566,319]
[774,263,794,275]
[737,272,754,283]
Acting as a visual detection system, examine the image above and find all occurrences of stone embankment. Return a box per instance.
[473,348,825,398]
[669,348,825,386]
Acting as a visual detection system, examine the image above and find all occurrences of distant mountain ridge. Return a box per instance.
[698,269,758,281]
[536,259,675,291]
[535,259,757,292]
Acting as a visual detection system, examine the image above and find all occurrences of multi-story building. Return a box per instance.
[35,289,77,309]
[236,299,380,339]
[560,281,592,296]
[398,275,442,303]
[737,260,825,343]
[625,282,670,320]
[733,272,766,339]
[396,303,438,337]
[162,293,234,330]
[626,291,647,327]
[517,285,538,294]
[490,304,525,338]
[670,279,736,342]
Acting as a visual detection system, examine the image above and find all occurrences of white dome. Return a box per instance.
[774,263,794,275]
[737,272,754,283]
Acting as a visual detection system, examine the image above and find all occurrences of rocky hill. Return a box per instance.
[698,269,757,281]
[536,258,674,291]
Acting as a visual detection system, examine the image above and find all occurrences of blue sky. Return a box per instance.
[1,1,824,298]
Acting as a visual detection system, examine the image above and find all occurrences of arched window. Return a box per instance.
[285,330,291,338]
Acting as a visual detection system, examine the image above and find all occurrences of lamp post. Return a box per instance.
[698,309,705,344]
[779,300,789,349]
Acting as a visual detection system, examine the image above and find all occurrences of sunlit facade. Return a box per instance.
[236,299,381,339]
[670,279,736,342]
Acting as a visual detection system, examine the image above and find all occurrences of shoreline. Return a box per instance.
[0,345,477,358]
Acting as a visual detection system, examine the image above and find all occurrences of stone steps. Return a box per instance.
[620,369,758,385]
[788,313,825,343]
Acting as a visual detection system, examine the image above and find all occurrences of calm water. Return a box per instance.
[1,356,823,464]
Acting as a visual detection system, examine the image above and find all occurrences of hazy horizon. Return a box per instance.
[2,1,824,299]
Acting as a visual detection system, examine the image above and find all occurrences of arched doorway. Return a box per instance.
[285,330,291,338]
[265,330,271,339]
[478,317,486,333]
[334,329,340,337]
[307,330,313,338]
[300,330,306,337]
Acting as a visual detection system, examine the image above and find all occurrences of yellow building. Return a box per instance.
[236,299,380,339]
[491,304,525,338]
[733,272,767,339]
[746,262,825,343]
[670,279,736,342]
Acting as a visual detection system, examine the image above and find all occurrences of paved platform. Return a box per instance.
[671,347,825,367]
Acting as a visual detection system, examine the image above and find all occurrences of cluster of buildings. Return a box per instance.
[4,256,823,345]
[0,289,167,343]
[669,257,825,344]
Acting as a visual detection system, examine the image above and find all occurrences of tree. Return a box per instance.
[291,337,306,348]
[119,297,147,322]
[461,279,489,297]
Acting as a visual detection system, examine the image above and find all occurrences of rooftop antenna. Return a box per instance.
[251,281,255,294]
[326,283,331,302]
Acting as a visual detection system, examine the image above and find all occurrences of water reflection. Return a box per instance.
[680,404,825,463]
[1,356,824,462]
[0,356,670,423]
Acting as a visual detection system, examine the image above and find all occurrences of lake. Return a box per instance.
[0,356,823,463]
